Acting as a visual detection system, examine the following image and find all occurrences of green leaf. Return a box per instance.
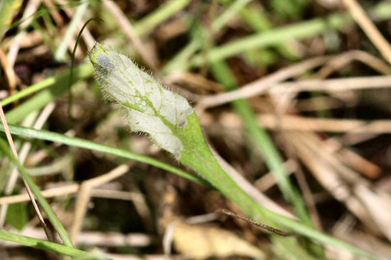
[0,113,379,260]
[6,202,28,230]
[85,43,378,260]
[89,43,194,159]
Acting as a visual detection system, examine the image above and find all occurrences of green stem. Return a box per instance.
[210,61,311,224]
[178,115,376,260]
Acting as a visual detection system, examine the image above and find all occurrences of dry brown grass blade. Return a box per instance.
[42,0,64,26]
[342,0,391,63]
[198,56,332,109]
[0,183,80,205]
[165,72,225,93]
[289,132,391,241]
[211,148,296,219]
[105,254,167,260]
[55,0,95,52]
[266,76,391,107]
[332,227,391,260]
[70,164,131,241]
[324,138,381,179]
[0,105,54,242]
[254,159,296,192]
[0,48,17,93]
[309,49,391,102]
[259,114,391,133]
[316,50,391,78]
[295,96,349,112]
[287,132,379,232]
[5,227,154,248]
[214,112,391,134]
[103,0,158,71]
[207,111,381,179]
[199,50,391,110]
[0,103,55,227]
[0,184,145,205]
[354,185,391,241]
[6,0,41,66]
[0,43,58,242]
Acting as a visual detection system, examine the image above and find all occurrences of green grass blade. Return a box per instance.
[134,0,191,37]
[0,229,89,257]
[189,3,391,67]
[210,61,312,225]
[3,63,94,124]
[54,0,89,61]
[86,43,377,260]
[212,0,253,32]
[232,0,299,60]
[0,123,209,187]
[163,0,255,74]
[0,110,378,260]
[165,2,391,72]
[0,0,23,40]
[0,138,74,247]
[190,12,351,66]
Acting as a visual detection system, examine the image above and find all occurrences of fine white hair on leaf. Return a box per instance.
[89,43,194,159]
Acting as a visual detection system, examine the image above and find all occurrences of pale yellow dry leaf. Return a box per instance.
[173,222,266,259]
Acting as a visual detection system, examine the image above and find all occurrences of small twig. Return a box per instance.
[342,0,391,63]
[218,209,292,237]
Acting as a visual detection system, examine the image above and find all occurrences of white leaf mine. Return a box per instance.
[89,43,194,159]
